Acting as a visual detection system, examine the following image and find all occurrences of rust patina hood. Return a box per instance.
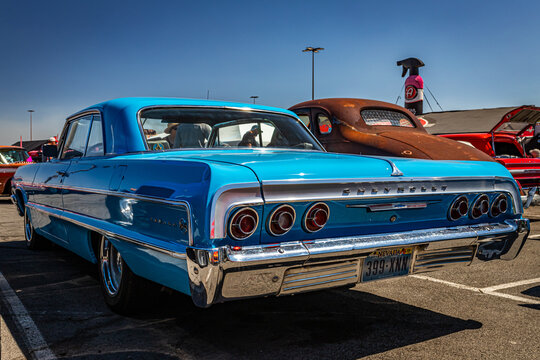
[290,98,494,162]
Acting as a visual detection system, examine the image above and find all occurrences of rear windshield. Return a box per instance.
[361,109,415,128]
[139,108,323,151]
[0,149,31,164]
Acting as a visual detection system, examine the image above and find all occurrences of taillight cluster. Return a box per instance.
[268,205,296,236]
[448,193,509,221]
[228,202,331,240]
[470,194,489,219]
[490,194,508,217]
[303,202,330,233]
[228,207,258,240]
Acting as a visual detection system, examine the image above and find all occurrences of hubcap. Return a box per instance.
[100,237,123,296]
[24,210,33,245]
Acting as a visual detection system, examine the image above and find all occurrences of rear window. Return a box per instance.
[139,108,323,151]
[361,109,415,128]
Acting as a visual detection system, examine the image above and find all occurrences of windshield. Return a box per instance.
[495,121,538,134]
[139,108,323,151]
[0,149,31,164]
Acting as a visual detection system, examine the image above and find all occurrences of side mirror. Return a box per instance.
[42,144,58,159]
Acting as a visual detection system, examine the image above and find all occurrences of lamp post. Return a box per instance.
[250,95,259,104]
[27,110,35,141]
[302,46,324,100]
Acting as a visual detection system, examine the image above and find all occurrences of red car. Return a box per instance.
[421,106,540,189]
[0,146,32,197]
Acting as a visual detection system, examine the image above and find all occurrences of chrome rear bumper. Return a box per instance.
[187,218,530,307]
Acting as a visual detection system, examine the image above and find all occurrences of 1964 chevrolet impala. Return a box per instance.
[10,98,530,313]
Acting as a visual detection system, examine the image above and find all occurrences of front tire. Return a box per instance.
[99,236,148,314]
[24,208,47,250]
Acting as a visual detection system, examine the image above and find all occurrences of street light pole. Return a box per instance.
[302,46,324,100]
[27,110,35,141]
[250,96,259,104]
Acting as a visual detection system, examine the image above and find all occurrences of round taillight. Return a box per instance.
[470,194,489,219]
[304,203,330,232]
[448,195,469,221]
[490,194,508,217]
[229,207,258,240]
[268,204,296,236]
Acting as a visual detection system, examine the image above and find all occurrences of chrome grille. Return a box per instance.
[280,260,359,295]
[413,246,475,272]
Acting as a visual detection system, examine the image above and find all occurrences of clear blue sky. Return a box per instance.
[1,0,538,144]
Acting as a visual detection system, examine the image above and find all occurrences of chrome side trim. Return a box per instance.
[260,177,522,214]
[27,202,187,259]
[22,184,193,245]
[347,202,429,211]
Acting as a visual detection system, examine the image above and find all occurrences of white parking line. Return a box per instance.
[529,234,540,240]
[411,275,480,292]
[481,277,540,292]
[0,271,56,360]
[411,275,540,305]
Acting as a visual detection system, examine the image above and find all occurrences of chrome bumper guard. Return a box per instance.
[186,219,530,307]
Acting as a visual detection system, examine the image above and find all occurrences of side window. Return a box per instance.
[61,116,92,160]
[317,113,332,135]
[86,115,104,157]
[298,115,311,129]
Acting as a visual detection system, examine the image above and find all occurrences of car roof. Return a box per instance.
[289,98,424,131]
[71,97,298,120]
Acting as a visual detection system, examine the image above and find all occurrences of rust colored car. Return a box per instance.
[422,106,540,189]
[0,146,32,197]
[289,98,493,162]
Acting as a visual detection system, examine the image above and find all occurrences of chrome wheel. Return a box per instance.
[24,209,33,246]
[100,237,123,297]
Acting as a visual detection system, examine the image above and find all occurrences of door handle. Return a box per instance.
[57,171,67,176]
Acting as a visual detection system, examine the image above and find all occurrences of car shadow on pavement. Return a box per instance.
[0,242,482,360]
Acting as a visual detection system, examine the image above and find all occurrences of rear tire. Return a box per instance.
[98,235,149,314]
[24,208,48,250]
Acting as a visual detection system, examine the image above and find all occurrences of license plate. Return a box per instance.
[361,247,413,282]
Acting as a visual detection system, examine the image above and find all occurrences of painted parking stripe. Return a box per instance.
[0,271,56,360]
[411,275,540,305]
[481,277,540,292]
[529,234,540,240]
[411,274,480,292]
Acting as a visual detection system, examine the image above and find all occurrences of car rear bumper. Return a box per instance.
[186,218,530,307]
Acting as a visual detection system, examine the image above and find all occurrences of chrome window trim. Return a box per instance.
[27,202,187,259]
[58,110,102,159]
[136,105,325,153]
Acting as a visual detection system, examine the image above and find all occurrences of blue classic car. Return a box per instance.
[10,98,530,312]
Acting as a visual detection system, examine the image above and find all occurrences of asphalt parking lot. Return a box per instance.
[0,200,538,360]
